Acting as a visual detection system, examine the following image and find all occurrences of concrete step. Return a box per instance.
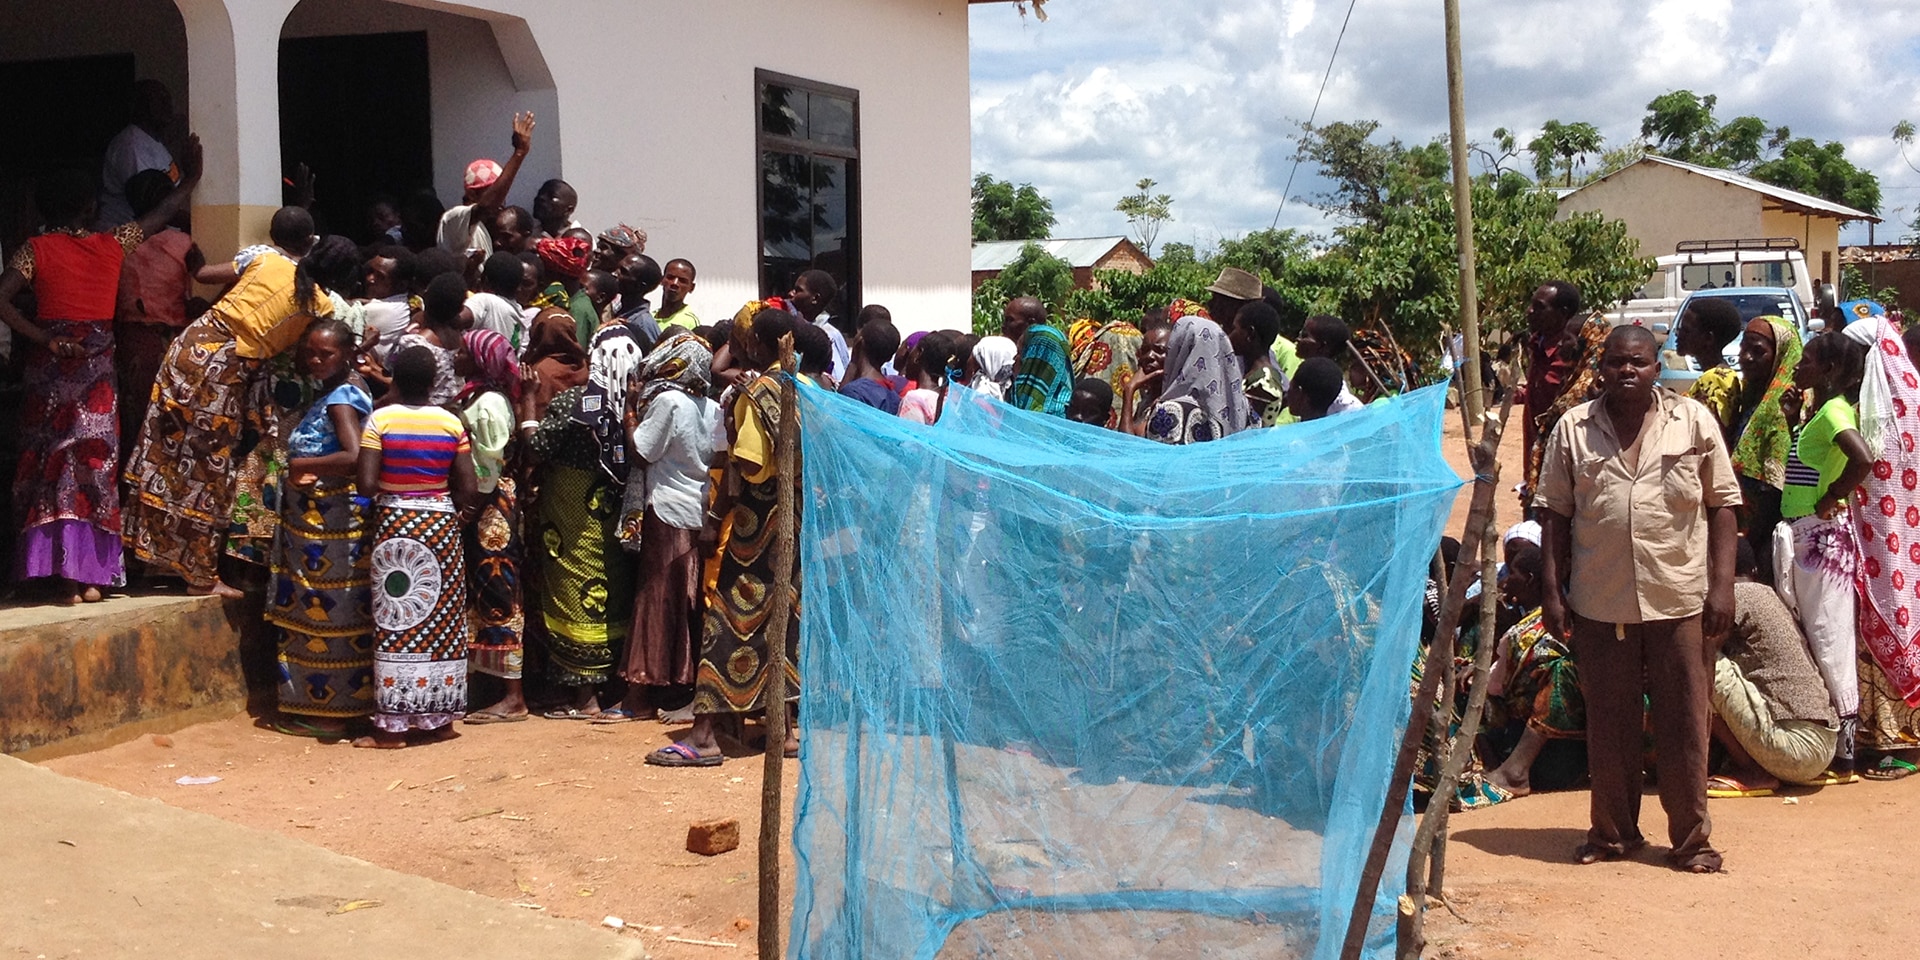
[0,754,647,959]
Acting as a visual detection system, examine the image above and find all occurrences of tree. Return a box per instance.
[1527,120,1604,186]
[1894,120,1920,175]
[1750,138,1881,215]
[995,241,1075,310]
[1472,127,1522,179]
[1115,178,1174,255]
[1638,90,1774,169]
[971,173,1056,242]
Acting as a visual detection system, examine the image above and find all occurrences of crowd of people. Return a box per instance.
[1419,279,1920,874]
[1,107,1379,759]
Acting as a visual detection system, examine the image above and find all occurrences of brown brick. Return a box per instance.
[686,818,740,856]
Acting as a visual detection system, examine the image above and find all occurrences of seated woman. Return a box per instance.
[1471,541,1587,805]
[1707,539,1839,796]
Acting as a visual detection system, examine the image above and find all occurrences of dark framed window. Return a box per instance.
[756,70,859,317]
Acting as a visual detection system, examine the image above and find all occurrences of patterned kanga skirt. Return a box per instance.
[370,494,468,732]
[535,464,634,686]
[465,478,525,680]
[266,479,374,718]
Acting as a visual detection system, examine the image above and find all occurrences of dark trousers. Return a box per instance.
[1571,613,1720,870]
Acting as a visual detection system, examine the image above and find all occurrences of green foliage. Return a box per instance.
[1841,264,1902,311]
[971,277,1008,338]
[1115,178,1175,255]
[1527,120,1604,186]
[972,173,1056,241]
[1750,138,1882,215]
[995,241,1075,311]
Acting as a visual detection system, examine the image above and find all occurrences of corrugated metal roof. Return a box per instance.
[1565,155,1879,223]
[971,236,1135,271]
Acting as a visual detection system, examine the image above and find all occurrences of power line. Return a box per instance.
[1272,0,1362,229]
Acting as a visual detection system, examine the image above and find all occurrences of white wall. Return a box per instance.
[1557,162,1764,260]
[485,0,976,332]
[281,0,563,217]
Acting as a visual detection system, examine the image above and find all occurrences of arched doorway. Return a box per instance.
[279,0,559,245]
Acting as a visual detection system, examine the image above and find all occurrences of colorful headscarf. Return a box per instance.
[1007,323,1074,416]
[1068,318,1143,425]
[1731,316,1804,488]
[632,330,714,417]
[970,335,1018,400]
[457,328,521,406]
[1526,315,1611,493]
[571,324,644,482]
[1842,313,1920,707]
[1166,299,1212,322]
[1159,315,1250,436]
[598,223,647,255]
[535,236,590,280]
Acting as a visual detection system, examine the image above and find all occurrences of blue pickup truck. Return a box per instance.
[1656,286,1816,394]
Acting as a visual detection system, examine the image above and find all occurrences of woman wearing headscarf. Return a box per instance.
[647,303,802,767]
[1523,315,1609,509]
[968,335,1017,401]
[455,329,528,723]
[518,292,590,421]
[1068,315,1143,425]
[1730,317,1804,585]
[1119,315,1249,444]
[534,235,597,347]
[1838,312,1920,779]
[514,322,642,717]
[611,331,721,721]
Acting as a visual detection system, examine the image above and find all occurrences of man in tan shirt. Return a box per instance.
[1538,325,1741,873]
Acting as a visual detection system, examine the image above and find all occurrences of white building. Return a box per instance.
[1,0,1012,328]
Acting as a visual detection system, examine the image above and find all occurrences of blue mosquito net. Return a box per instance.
[789,380,1463,960]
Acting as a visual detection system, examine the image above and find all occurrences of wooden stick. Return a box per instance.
[1399,515,1501,959]
[1347,341,1392,400]
[1338,385,1512,960]
[758,333,801,960]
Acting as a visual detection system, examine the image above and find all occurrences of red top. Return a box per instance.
[24,228,139,321]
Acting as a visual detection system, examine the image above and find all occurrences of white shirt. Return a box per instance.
[436,203,492,257]
[631,390,722,529]
[362,296,414,364]
[814,313,851,381]
[1328,384,1365,415]
[98,125,173,227]
[465,291,524,348]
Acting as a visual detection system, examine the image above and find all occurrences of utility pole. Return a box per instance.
[1443,0,1486,433]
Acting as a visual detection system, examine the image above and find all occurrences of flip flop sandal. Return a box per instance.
[1804,768,1861,786]
[543,708,600,721]
[1456,779,1517,810]
[590,708,646,725]
[1707,774,1776,798]
[645,742,723,768]
[1574,839,1645,865]
[1863,756,1920,781]
[464,710,530,725]
[272,717,347,740]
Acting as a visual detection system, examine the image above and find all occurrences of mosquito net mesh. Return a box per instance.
[789,380,1463,960]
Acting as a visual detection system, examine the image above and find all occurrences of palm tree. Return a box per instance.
[1528,120,1605,186]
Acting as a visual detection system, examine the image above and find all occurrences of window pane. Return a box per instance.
[760,83,806,139]
[761,149,813,296]
[810,156,850,286]
[809,94,855,149]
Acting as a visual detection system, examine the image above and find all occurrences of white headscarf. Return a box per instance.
[1843,316,1898,454]
[1502,520,1542,548]
[971,335,1018,400]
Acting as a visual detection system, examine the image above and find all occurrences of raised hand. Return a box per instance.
[511,112,536,154]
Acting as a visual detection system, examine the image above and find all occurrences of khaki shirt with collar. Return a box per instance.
[1537,387,1742,624]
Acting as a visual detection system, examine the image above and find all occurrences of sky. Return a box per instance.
[968,0,1920,250]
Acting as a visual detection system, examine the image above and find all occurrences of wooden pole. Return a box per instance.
[1399,514,1502,959]
[1338,387,1512,960]
[1347,341,1393,401]
[1443,0,1487,428]
[758,334,800,960]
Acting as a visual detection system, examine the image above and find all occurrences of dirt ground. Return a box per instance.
[48,394,1918,958]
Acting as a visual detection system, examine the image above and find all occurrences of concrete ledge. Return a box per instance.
[0,755,647,959]
[0,595,253,758]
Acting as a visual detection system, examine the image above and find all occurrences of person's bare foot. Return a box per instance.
[80,585,103,603]
[1718,764,1780,792]
[1485,765,1533,798]
[187,580,244,600]
[352,733,407,749]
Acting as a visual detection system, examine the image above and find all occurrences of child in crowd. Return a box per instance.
[1285,357,1345,423]
[840,319,903,414]
[899,330,956,425]
[1067,378,1115,426]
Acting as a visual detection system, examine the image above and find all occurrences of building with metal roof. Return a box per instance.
[970,236,1153,290]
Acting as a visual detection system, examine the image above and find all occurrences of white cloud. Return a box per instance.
[970,0,1920,249]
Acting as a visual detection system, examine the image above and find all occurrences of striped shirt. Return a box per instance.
[361,404,470,495]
